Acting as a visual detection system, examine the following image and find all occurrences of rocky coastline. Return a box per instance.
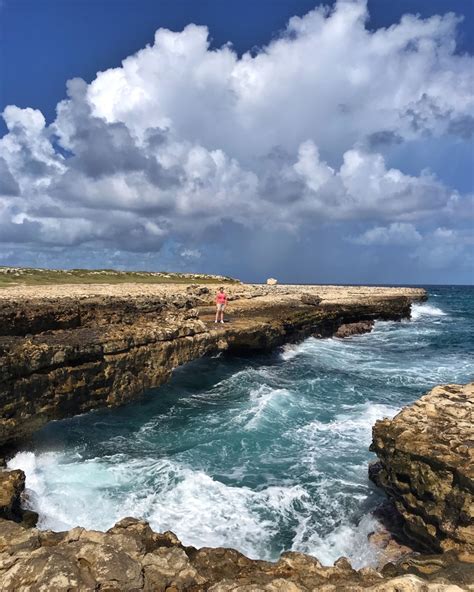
[1,283,473,589]
[0,283,425,448]
[1,383,473,590]
[0,512,471,591]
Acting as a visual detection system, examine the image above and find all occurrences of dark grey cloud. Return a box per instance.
[258,147,306,205]
[0,218,42,243]
[54,79,181,189]
[367,131,403,148]
[448,115,474,140]
[0,157,20,195]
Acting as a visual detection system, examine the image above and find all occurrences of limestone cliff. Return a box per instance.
[6,283,470,591]
[0,283,425,448]
[370,383,474,556]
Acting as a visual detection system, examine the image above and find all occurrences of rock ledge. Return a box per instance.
[0,283,425,448]
[371,382,474,555]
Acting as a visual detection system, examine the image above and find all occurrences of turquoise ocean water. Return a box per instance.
[9,287,474,567]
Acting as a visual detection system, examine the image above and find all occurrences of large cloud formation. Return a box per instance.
[0,0,472,281]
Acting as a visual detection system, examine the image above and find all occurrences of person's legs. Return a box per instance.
[216,303,225,322]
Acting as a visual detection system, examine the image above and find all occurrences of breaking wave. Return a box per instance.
[8,286,474,567]
[411,303,447,320]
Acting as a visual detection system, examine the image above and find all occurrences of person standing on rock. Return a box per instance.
[215,287,228,324]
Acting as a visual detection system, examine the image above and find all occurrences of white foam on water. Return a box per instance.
[333,402,399,435]
[8,291,471,569]
[280,343,301,361]
[229,384,296,431]
[8,450,310,560]
[292,512,383,568]
[411,303,447,321]
[245,385,292,430]
[10,447,385,567]
[279,321,472,391]
[293,401,399,448]
[8,450,125,531]
[280,337,332,361]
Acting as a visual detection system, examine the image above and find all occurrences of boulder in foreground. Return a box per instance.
[371,382,474,556]
[0,516,472,591]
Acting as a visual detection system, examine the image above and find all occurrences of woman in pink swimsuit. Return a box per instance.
[215,287,228,324]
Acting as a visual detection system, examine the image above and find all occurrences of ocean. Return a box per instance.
[8,286,474,568]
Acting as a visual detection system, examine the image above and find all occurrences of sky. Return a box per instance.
[0,0,473,284]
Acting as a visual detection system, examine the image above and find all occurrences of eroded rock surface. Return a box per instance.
[0,469,24,521]
[371,383,474,556]
[334,320,374,338]
[4,282,459,591]
[0,517,472,591]
[0,283,425,448]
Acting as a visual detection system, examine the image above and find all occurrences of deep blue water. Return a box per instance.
[9,287,474,567]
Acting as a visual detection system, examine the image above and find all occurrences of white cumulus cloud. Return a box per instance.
[0,0,472,278]
[353,222,422,246]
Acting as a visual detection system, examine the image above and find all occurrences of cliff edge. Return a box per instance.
[6,284,473,590]
[0,283,425,449]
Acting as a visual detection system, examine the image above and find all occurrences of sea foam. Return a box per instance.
[7,287,473,568]
[411,303,447,320]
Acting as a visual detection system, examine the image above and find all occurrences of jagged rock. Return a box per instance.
[367,502,417,569]
[370,382,474,555]
[1,376,473,590]
[335,321,374,338]
[186,284,210,296]
[0,518,471,591]
[0,470,25,521]
[381,549,474,589]
[368,528,415,569]
[266,278,278,285]
[0,469,38,528]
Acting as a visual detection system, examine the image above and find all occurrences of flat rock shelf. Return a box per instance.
[0,283,425,448]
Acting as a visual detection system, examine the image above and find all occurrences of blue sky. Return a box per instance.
[0,0,473,283]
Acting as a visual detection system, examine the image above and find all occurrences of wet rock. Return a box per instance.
[335,320,374,338]
[368,502,417,569]
[369,528,415,569]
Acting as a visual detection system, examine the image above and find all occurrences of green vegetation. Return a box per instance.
[0,266,239,287]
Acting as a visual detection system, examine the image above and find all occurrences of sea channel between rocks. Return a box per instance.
[0,282,473,591]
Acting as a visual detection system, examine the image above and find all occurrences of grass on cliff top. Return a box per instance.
[0,267,240,287]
